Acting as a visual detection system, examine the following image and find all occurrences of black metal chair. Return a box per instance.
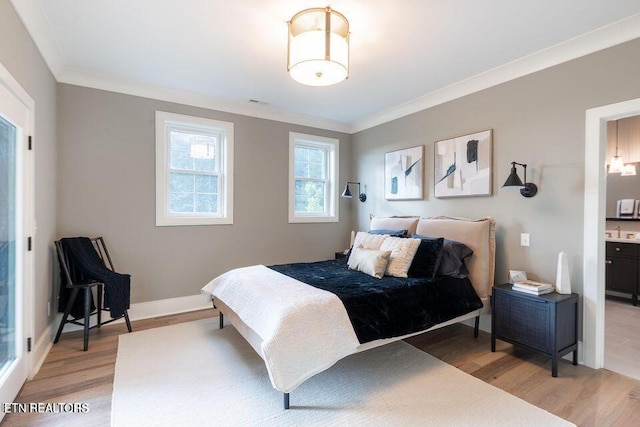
[54,237,132,351]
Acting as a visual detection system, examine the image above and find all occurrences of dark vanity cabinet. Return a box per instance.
[605,241,639,306]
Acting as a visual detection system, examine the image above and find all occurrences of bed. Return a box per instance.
[201,216,495,409]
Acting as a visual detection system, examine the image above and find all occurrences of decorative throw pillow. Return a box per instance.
[347,246,392,279]
[379,237,421,278]
[368,229,408,237]
[351,231,389,251]
[370,216,420,236]
[408,237,445,280]
[413,234,473,277]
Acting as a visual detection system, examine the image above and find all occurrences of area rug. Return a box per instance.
[111,318,574,426]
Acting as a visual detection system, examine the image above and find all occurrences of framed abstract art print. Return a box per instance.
[434,129,492,198]
[384,145,424,200]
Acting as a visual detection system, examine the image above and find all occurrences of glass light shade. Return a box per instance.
[289,32,348,86]
[288,8,349,87]
[190,140,214,159]
[622,164,637,176]
[609,155,625,173]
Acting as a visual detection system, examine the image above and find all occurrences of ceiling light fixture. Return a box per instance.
[609,120,624,174]
[189,135,215,160]
[287,7,349,87]
[621,163,637,176]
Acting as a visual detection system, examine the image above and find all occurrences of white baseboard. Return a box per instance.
[31,293,213,376]
[31,323,54,379]
[124,293,213,322]
[55,293,213,333]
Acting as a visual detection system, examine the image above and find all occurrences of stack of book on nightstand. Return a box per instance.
[512,280,554,295]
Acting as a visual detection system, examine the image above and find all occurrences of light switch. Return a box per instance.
[521,233,530,247]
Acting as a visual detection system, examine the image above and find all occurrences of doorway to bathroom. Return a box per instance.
[604,115,640,381]
[583,97,640,379]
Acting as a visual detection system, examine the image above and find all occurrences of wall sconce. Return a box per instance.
[341,181,366,202]
[502,162,538,197]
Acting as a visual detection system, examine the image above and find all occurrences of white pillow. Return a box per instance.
[347,246,392,279]
[352,231,389,250]
[379,237,421,278]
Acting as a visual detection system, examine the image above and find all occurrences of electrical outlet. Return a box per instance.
[521,233,530,247]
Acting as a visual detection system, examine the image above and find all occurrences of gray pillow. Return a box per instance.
[412,234,473,278]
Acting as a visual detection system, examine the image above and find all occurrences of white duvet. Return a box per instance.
[201,265,360,393]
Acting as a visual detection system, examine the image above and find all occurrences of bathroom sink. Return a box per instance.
[606,230,640,242]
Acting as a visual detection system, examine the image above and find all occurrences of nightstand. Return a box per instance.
[491,283,578,377]
[335,251,348,260]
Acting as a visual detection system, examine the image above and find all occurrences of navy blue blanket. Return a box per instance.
[269,259,483,344]
[58,238,130,319]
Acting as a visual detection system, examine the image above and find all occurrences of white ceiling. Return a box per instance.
[12,0,640,133]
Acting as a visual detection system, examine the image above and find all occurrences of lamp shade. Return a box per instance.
[341,181,366,202]
[622,163,637,176]
[502,161,537,197]
[502,164,524,188]
[341,183,353,198]
[609,155,625,173]
[288,7,349,86]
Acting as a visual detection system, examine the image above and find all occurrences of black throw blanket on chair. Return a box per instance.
[57,237,131,319]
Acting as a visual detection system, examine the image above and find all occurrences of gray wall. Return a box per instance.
[57,85,353,303]
[351,38,640,296]
[0,1,58,340]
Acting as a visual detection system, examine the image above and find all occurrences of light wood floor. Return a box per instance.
[605,296,640,381]
[3,310,640,427]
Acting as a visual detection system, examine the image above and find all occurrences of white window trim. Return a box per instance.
[155,111,233,226]
[289,132,339,223]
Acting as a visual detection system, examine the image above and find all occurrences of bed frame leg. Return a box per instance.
[213,299,224,329]
[474,316,480,338]
[283,393,290,410]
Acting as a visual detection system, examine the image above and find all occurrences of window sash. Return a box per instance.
[166,127,225,217]
[156,111,233,226]
[289,132,338,223]
[294,144,328,181]
[294,178,328,216]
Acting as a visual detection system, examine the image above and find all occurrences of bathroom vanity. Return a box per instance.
[605,238,639,306]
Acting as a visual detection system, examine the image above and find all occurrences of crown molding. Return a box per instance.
[10,0,640,135]
[57,68,351,133]
[349,13,640,134]
[10,0,65,76]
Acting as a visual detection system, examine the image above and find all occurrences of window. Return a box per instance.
[289,132,339,223]
[156,111,233,226]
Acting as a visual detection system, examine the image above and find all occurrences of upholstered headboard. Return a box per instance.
[415,216,496,299]
[369,215,420,236]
